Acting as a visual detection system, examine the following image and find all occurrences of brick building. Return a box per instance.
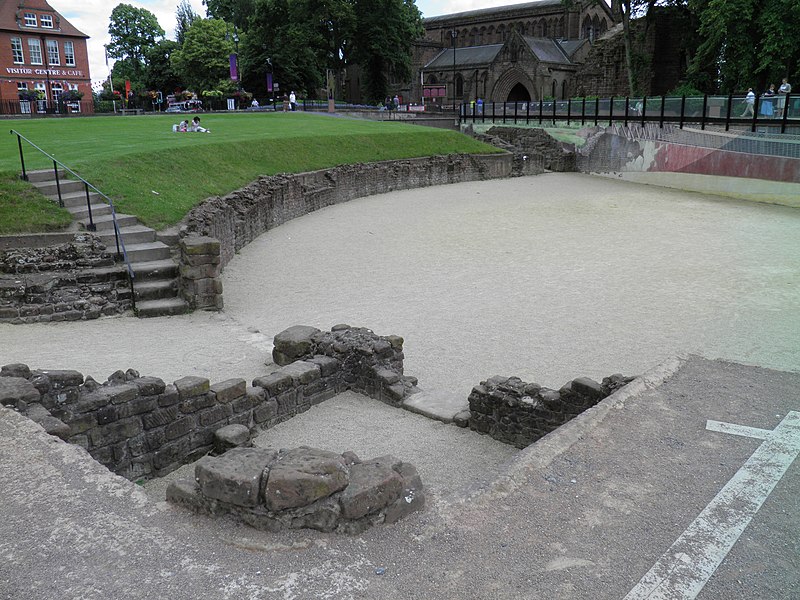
[0,0,92,115]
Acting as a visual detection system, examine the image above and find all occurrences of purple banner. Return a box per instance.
[266,72,273,92]
[229,54,238,81]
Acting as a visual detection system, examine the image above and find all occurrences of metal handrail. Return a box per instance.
[10,129,137,311]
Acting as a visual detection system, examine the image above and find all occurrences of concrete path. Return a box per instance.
[1,356,797,599]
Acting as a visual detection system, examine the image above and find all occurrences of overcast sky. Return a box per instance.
[48,0,539,87]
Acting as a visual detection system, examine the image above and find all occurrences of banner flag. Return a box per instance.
[229,54,238,81]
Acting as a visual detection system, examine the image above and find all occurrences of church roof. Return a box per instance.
[424,0,565,24]
[423,44,504,69]
[522,36,572,63]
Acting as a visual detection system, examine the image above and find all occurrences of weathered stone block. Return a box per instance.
[184,278,223,296]
[158,385,180,407]
[198,403,233,427]
[180,393,216,414]
[213,424,250,454]
[281,361,321,385]
[308,355,339,377]
[196,447,276,507]
[37,370,83,388]
[252,371,293,396]
[210,378,246,404]
[570,377,606,400]
[183,252,221,267]
[263,447,349,512]
[174,376,210,400]
[1,363,31,379]
[179,263,220,280]
[133,376,166,396]
[89,417,143,448]
[153,437,192,470]
[272,325,320,365]
[142,406,179,429]
[181,236,220,256]
[253,399,278,423]
[165,416,195,441]
[0,376,40,408]
[339,456,404,520]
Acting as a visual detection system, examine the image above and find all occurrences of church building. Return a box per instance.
[0,0,92,114]
[408,0,617,107]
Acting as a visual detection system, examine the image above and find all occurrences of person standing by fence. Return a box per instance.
[760,84,776,117]
[777,78,791,117]
[741,88,756,117]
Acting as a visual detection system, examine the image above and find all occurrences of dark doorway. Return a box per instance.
[507,83,531,102]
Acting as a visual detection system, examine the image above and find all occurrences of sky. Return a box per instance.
[49,0,540,88]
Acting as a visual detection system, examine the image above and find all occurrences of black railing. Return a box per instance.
[1,98,93,116]
[10,129,136,310]
[458,94,798,134]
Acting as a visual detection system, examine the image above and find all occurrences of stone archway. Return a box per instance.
[491,68,537,103]
[507,83,531,102]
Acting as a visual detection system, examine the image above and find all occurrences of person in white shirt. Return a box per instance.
[741,88,755,117]
[289,91,297,111]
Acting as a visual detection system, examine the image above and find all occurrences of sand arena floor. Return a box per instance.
[1,173,798,401]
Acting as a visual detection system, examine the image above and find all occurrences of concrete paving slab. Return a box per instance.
[401,389,466,422]
[1,356,797,600]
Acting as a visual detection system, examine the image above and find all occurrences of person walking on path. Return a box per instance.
[289,91,297,111]
[777,78,792,117]
[741,88,756,117]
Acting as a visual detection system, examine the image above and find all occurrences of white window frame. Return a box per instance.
[24,13,37,27]
[63,41,75,67]
[46,39,60,65]
[51,83,63,103]
[40,15,53,29]
[11,37,24,64]
[28,39,43,65]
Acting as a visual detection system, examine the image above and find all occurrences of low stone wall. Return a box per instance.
[468,373,633,448]
[167,447,425,534]
[0,324,417,482]
[182,153,511,267]
[0,233,132,323]
[470,126,577,175]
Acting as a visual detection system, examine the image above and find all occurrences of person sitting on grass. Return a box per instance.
[178,120,189,132]
[190,116,210,133]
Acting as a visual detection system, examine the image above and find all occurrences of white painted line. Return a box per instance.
[705,420,771,440]
[624,411,800,600]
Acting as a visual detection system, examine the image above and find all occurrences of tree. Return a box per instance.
[172,18,235,93]
[176,0,200,45]
[350,0,423,102]
[107,4,165,79]
[144,40,182,93]
[687,0,800,92]
[203,0,255,29]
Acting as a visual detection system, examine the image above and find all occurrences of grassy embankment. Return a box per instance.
[1,112,500,232]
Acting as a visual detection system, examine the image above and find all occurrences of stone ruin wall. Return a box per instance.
[468,373,634,448]
[0,325,417,482]
[182,153,512,268]
[0,233,132,324]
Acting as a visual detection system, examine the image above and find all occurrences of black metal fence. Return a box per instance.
[1,98,93,116]
[459,94,799,134]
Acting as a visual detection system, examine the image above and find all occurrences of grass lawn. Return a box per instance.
[0,171,72,234]
[3,112,500,230]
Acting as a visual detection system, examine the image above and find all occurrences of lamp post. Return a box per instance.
[450,29,457,112]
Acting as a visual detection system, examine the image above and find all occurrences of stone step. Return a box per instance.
[135,297,189,318]
[133,258,179,281]
[50,190,104,208]
[133,279,179,302]
[25,169,65,183]
[33,179,85,196]
[79,213,138,231]
[125,241,171,263]
[67,203,111,220]
[97,225,156,246]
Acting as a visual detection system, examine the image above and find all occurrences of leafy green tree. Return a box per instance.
[107,4,165,79]
[176,0,200,45]
[687,0,799,92]
[172,18,235,93]
[203,0,255,29]
[350,0,423,102]
[144,40,182,93]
